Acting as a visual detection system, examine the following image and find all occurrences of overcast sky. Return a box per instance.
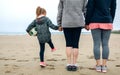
[0,0,120,33]
[0,0,59,32]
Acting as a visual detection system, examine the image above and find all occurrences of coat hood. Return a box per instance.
[36,16,47,25]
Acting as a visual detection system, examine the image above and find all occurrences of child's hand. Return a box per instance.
[26,32,30,36]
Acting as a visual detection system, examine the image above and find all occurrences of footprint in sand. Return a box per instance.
[0,57,16,61]
[47,64,55,70]
[116,65,120,67]
[4,64,9,66]
[79,66,86,70]
[0,57,8,60]
[5,70,11,73]
[53,54,62,56]
[61,59,66,61]
[17,60,29,62]
[108,59,116,61]
[47,64,54,67]
[116,57,120,59]
[47,67,55,70]
[19,73,24,75]
[11,59,16,60]
[12,65,19,69]
[33,57,39,61]
[47,58,57,61]
[79,66,95,70]
[79,53,84,55]
[80,74,87,75]
[87,56,94,59]
[88,67,95,70]
[4,64,20,71]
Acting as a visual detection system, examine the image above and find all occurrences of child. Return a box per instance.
[26,6,59,67]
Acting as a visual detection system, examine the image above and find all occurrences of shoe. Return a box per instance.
[51,48,56,52]
[66,65,72,71]
[101,66,107,73]
[40,62,46,67]
[95,65,101,72]
[72,65,78,71]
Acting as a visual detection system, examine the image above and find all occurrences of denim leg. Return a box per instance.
[101,30,111,59]
[91,29,101,60]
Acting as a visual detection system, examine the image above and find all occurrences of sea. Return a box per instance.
[0,30,91,35]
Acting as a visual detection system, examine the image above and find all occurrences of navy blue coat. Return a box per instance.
[85,0,116,25]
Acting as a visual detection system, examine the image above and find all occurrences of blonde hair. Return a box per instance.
[36,6,46,18]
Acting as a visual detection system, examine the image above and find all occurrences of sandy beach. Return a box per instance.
[0,33,120,75]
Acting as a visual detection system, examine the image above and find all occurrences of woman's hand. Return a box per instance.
[58,26,63,31]
[85,25,89,31]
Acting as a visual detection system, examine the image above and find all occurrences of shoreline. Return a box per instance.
[0,29,120,35]
[0,32,91,35]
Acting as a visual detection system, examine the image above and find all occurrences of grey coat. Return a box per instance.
[57,0,87,28]
[26,16,58,43]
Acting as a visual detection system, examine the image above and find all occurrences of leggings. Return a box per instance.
[38,40,54,62]
[91,29,111,60]
[63,27,82,48]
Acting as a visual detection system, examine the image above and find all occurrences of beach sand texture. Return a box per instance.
[0,34,120,75]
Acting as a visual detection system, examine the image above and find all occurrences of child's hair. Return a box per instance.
[36,6,46,18]
[41,8,46,15]
[36,6,41,18]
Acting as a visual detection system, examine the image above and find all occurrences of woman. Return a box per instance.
[57,0,87,71]
[85,0,116,73]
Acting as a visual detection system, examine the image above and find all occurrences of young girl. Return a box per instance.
[85,0,116,73]
[26,6,59,67]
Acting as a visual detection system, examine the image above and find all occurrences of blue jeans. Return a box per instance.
[91,29,111,60]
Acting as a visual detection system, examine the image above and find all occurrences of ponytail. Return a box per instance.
[36,6,47,18]
[36,6,41,18]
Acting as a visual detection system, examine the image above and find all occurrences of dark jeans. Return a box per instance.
[38,39,54,62]
[63,27,82,48]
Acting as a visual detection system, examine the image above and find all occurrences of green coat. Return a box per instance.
[26,16,59,43]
